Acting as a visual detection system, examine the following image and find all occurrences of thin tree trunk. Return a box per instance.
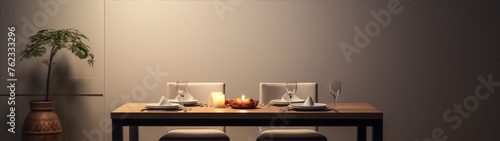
[45,48,56,101]
[45,61,52,101]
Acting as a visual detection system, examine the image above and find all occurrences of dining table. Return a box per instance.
[111,103,383,141]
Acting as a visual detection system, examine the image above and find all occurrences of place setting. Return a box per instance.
[268,80,327,111]
[269,80,305,106]
[142,80,199,112]
[168,92,200,106]
[288,96,329,111]
[269,94,305,106]
[142,94,203,110]
[269,80,343,112]
[290,81,342,112]
[142,96,182,111]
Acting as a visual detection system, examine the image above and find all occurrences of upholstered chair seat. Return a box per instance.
[256,129,327,141]
[159,129,230,141]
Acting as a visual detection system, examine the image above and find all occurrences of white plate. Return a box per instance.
[168,99,199,105]
[290,103,328,111]
[144,103,180,109]
[270,99,306,106]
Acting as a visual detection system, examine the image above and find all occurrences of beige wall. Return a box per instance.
[104,0,500,141]
[2,0,500,141]
[0,0,104,140]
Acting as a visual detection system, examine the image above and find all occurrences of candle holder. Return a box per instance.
[229,96,259,109]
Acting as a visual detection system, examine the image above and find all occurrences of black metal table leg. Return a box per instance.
[130,126,139,141]
[357,125,367,141]
[112,119,123,141]
[373,119,383,141]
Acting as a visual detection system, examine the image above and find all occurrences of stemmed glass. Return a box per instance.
[176,80,188,107]
[329,81,341,112]
[285,80,297,106]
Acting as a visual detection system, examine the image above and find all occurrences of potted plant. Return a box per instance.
[19,28,94,141]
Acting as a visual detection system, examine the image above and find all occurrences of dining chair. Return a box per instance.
[257,82,327,141]
[159,82,229,141]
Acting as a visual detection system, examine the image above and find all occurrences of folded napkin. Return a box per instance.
[303,96,314,106]
[281,93,303,102]
[158,96,171,106]
[175,92,194,101]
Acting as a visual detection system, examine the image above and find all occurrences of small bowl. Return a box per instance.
[229,100,259,109]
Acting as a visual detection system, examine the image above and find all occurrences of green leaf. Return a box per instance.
[20,28,95,67]
[77,50,88,59]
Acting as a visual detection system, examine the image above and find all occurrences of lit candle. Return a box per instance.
[211,92,221,106]
[241,95,253,106]
[241,95,248,106]
[211,92,225,108]
[229,94,258,109]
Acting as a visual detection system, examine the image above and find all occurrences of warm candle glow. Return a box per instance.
[211,92,225,108]
[229,95,258,109]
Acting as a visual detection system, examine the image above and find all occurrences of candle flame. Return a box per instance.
[242,95,245,100]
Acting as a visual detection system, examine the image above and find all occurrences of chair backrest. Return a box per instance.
[166,82,225,105]
[259,82,318,132]
[259,82,318,104]
[165,82,225,131]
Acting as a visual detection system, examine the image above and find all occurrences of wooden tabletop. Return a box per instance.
[111,103,382,120]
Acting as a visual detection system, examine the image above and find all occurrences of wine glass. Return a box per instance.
[177,80,188,107]
[285,80,297,106]
[329,81,341,112]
